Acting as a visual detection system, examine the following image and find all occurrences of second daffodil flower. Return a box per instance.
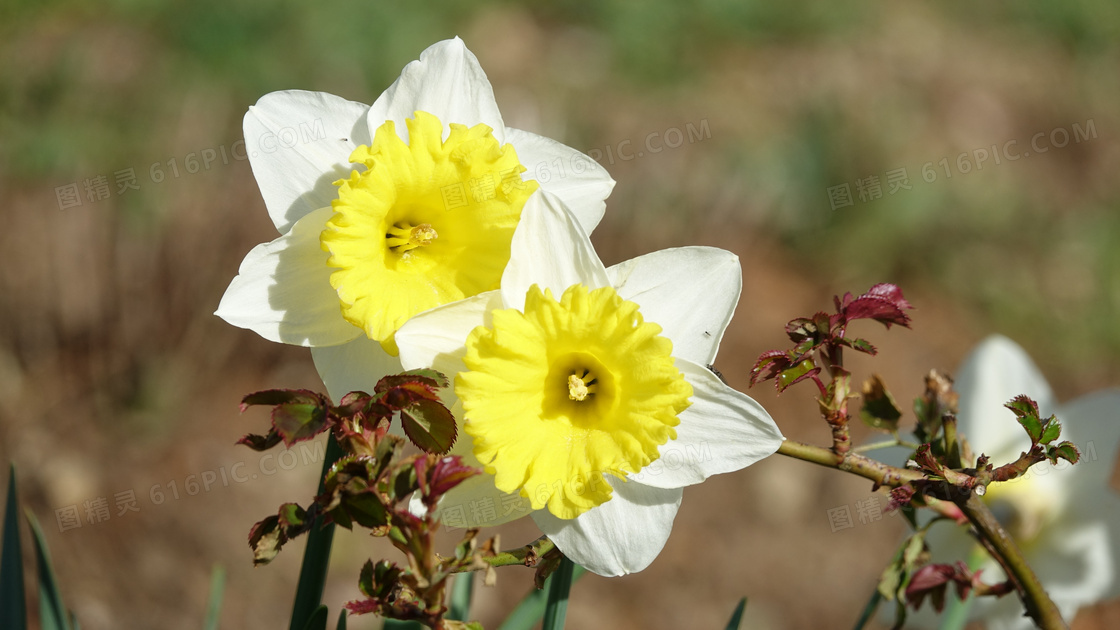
[393,191,784,576]
[215,38,614,400]
[926,335,1120,629]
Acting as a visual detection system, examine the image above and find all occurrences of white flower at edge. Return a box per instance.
[215,37,615,401]
[926,335,1120,629]
[391,190,784,576]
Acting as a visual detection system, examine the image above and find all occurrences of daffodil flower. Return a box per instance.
[392,191,783,576]
[927,335,1120,629]
[215,38,614,398]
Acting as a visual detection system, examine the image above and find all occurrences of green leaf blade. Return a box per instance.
[724,597,747,630]
[26,511,72,630]
[204,564,226,630]
[2,465,27,630]
[448,572,474,622]
[300,605,328,630]
[541,557,576,630]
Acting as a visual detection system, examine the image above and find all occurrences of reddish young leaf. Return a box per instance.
[865,283,913,310]
[271,403,329,447]
[750,350,791,387]
[400,398,458,454]
[839,283,914,329]
[240,388,324,413]
[777,361,821,393]
[236,431,283,452]
[420,455,480,502]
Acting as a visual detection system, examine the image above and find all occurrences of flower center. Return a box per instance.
[456,284,693,520]
[320,111,538,354]
[386,222,438,253]
[568,370,594,401]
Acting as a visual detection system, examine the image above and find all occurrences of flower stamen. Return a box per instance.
[567,369,598,401]
[386,222,439,253]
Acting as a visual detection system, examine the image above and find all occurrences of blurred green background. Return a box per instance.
[2,1,1119,628]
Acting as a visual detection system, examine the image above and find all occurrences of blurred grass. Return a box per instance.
[1,1,1119,628]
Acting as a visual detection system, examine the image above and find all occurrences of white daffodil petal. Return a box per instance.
[502,127,613,233]
[243,90,371,233]
[310,336,403,403]
[396,291,503,378]
[501,190,609,311]
[216,207,361,348]
[632,359,783,489]
[956,335,1057,457]
[532,479,683,576]
[607,247,742,365]
[1057,389,1120,488]
[367,37,505,145]
[1030,521,1114,623]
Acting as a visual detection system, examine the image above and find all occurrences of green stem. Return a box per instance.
[289,436,345,630]
[851,588,882,630]
[942,414,962,469]
[450,536,556,572]
[954,493,1067,630]
[852,438,919,454]
[777,438,927,487]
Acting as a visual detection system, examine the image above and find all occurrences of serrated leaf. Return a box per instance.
[273,403,329,447]
[785,316,820,343]
[842,296,910,328]
[401,368,450,388]
[777,359,819,392]
[1005,396,1043,445]
[1038,417,1062,445]
[26,511,73,630]
[1005,395,1040,420]
[878,531,928,602]
[724,597,747,630]
[236,431,284,452]
[400,398,457,454]
[248,515,283,565]
[749,350,790,387]
[2,465,27,630]
[839,336,878,355]
[859,374,902,432]
[1047,441,1081,465]
[376,370,446,395]
[357,560,375,598]
[241,389,323,412]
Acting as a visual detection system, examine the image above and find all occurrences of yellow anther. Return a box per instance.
[568,374,590,401]
[410,223,438,246]
[386,223,438,253]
